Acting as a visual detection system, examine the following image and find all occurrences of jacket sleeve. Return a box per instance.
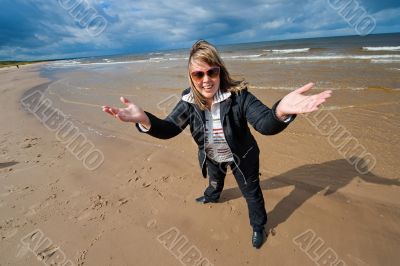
[241,89,295,135]
[135,100,190,139]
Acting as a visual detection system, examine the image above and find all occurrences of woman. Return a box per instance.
[102,40,332,249]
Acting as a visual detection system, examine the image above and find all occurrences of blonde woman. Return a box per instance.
[103,40,332,249]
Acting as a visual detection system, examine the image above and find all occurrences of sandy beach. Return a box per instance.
[0,61,399,266]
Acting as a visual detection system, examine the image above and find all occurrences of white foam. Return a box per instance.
[263,48,310,54]
[232,54,400,61]
[51,60,81,66]
[250,86,370,91]
[362,46,400,51]
[49,56,189,68]
[48,52,400,68]
[349,87,367,91]
[249,85,294,90]
[322,105,355,110]
[224,54,263,59]
[371,59,400,64]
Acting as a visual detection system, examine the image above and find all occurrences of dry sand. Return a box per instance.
[0,63,399,266]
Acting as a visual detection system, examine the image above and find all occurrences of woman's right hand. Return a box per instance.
[102,97,151,129]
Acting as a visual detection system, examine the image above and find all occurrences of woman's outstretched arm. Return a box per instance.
[103,96,151,128]
[102,96,190,139]
[243,82,332,135]
[275,82,332,119]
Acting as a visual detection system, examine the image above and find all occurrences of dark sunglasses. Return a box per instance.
[190,67,220,82]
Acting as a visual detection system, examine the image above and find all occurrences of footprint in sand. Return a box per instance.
[25,204,40,217]
[0,185,18,197]
[74,194,108,222]
[1,228,19,240]
[76,209,96,221]
[19,137,40,149]
[146,219,157,228]
[118,198,128,206]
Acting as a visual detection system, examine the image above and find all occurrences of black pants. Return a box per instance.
[203,157,267,231]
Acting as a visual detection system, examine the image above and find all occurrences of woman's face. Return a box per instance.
[190,60,220,100]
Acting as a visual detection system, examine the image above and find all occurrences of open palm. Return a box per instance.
[276,82,332,117]
[102,97,148,124]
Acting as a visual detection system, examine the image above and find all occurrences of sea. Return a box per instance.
[43,32,400,90]
[28,33,400,157]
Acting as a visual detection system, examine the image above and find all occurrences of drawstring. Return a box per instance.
[233,160,247,186]
[242,146,254,159]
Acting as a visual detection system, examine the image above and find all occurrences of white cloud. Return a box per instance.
[1,0,399,60]
[262,18,292,29]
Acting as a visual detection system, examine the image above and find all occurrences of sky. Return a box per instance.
[0,0,399,61]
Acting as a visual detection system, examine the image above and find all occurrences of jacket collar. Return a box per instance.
[182,88,231,105]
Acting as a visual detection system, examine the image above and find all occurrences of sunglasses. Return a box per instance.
[190,67,220,82]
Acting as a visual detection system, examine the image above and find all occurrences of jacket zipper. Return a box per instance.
[221,102,248,186]
[193,107,206,170]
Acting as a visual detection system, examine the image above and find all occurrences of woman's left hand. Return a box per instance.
[275,82,332,120]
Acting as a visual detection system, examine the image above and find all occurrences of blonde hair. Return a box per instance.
[188,40,247,110]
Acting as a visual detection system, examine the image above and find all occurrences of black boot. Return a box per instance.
[252,228,267,249]
[195,196,218,204]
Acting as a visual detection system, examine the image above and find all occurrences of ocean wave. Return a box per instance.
[223,54,263,59]
[51,60,81,66]
[249,85,294,90]
[322,105,355,110]
[49,57,188,67]
[262,48,310,54]
[371,59,400,64]
[49,60,139,67]
[249,86,374,91]
[48,53,400,67]
[229,54,400,62]
[362,46,400,52]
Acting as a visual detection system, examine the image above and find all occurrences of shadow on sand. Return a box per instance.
[0,161,18,169]
[220,157,398,231]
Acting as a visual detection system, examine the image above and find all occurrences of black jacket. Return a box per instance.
[136,87,295,184]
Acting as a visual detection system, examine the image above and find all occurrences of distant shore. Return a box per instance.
[0,60,50,69]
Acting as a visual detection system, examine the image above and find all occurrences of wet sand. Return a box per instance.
[0,62,399,266]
